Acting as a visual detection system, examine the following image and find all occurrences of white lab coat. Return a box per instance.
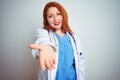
[32,28,85,80]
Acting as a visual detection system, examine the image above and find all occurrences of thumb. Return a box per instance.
[29,44,42,50]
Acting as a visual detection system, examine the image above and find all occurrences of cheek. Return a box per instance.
[60,16,63,21]
[47,19,53,25]
[46,19,53,27]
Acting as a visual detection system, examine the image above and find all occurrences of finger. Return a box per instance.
[49,58,55,69]
[39,55,46,71]
[51,54,57,64]
[29,44,42,50]
[52,57,56,65]
[45,59,52,70]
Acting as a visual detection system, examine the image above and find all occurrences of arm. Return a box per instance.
[29,28,56,71]
[32,28,55,58]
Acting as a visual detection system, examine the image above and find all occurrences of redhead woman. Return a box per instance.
[29,2,85,80]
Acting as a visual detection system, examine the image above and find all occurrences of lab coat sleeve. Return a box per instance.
[31,28,56,58]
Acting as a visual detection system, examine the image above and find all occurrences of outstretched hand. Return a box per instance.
[29,44,56,71]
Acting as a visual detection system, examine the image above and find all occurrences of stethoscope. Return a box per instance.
[48,30,77,53]
[48,30,79,80]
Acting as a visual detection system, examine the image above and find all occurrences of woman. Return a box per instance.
[29,1,85,80]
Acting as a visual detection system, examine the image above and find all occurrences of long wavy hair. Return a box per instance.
[43,1,73,34]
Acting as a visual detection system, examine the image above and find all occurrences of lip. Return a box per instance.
[53,22,60,26]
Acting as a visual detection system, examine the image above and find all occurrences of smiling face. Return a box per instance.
[43,2,72,34]
[47,7,63,31]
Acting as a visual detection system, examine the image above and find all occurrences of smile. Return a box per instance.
[53,22,60,26]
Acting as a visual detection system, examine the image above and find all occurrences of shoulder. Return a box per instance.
[73,34,82,46]
[35,27,49,37]
[67,32,82,46]
[68,32,81,42]
[36,27,48,33]
[74,35,81,42]
[71,33,82,48]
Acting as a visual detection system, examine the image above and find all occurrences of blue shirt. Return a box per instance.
[55,33,76,80]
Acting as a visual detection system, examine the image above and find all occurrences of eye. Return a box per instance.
[47,14,53,18]
[48,15,53,18]
[57,12,61,16]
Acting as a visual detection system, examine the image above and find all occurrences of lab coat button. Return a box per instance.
[80,52,82,55]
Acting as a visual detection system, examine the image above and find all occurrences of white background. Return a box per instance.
[0,0,120,80]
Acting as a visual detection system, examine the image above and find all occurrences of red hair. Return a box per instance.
[43,2,73,33]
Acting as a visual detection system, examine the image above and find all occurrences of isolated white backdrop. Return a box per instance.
[0,0,120,80]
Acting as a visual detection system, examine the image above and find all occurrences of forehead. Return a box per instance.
[47,7,60,14]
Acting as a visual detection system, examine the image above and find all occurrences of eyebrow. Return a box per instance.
[47,11,60,15]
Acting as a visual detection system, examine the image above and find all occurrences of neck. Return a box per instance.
[55,29,65,37]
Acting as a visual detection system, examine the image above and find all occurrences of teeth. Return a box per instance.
[54,22,59,25]
[55,22,58,24]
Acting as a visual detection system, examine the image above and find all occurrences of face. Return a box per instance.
[47,7,63,31]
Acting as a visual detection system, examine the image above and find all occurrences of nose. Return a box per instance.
[54,16,58,22]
